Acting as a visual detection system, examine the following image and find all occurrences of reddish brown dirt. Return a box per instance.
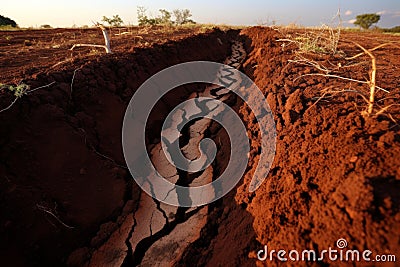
[235,27,400,266]
[0,27,243,266]
[0,26,399,267]
[0,26,213,84]
[174,28,400,267]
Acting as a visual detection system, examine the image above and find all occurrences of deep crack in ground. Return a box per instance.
[120,40,247,266]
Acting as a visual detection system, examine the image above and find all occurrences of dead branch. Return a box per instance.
[78,128,128,169]
[353,43,376,115]
[294,73,389,93]
[50,58,73,69]
[26,81,56,94]
[70,24,112,53]
[346,43,400,60]
[310,88,368,109]
[373,103,399,123]
[288,56,333,74]
[69,68,81,101]
[375,104,400,116]
[36,204,75,229]
[114,31,132,36]
[0,97,19,113]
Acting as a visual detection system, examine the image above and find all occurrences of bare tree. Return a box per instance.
[173,9,195,25]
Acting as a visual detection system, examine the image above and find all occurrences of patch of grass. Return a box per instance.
[194,23,245,31]
[294,36,328,53]
[1,83,30,98]
[277,10,342,55]
[342,27,361,33]
[134,24,244,36]
[277,23,341,55]
[88,48,101,56]
[278,29,341,55]
[0,25,21,31]
[383,32,400,36]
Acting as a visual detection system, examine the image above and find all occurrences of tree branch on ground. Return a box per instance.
[353,42,376,115]
[36,203,75,229]
[70,23,112,53]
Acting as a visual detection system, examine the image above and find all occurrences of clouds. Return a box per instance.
[348,10,399,17]
[344,9,400,25]
[391,11,400,17]
[344,10,352,16]
[377,10,400,17]
[344,10,355,25]
[344,9,400,19]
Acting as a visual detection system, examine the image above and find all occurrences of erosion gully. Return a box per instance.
[88,39,248,267]
[0,29,259,267]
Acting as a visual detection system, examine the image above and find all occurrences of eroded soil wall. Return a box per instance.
[1,26,399,267]
[235,27,400,266]
[0,29,242,266]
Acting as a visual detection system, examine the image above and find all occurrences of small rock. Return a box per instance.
[349,156,358,163]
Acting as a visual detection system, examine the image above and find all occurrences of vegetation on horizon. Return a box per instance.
[137,7,195,26]
[102,15,124,27]
[383,26,400,33]
[0,15,18,27]
[353,13,380,30]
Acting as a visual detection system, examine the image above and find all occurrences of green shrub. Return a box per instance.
[173,9,195,25]
[102,15,124,27]
[137,6,195,26]
[1,83,30,98]
[0,15,17,27]
[383,26,400,33]
[354,13,380,30]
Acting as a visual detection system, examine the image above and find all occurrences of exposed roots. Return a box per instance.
[36,203,75,229]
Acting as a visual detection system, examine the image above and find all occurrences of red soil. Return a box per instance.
[237,27,400,266]
[0,26,239,266]
[0,26,214,84]
[0,26,399,266]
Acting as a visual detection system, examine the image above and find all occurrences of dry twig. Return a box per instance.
[70,23,112,53]
[294,73,389,93]
[353,42,376,115]
[69,68,81,101]
[345,43,400,60]
[36,203,75,229]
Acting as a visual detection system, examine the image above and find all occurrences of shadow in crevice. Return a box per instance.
[177,34,261,267]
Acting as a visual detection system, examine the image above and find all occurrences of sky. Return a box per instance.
[2,0,400,28]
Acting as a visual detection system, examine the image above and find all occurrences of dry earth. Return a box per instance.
[0,26,399,266]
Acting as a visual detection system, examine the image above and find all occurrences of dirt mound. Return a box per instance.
[1,25,399,266]
[234,27,400,266]
[0,26,217,84]
[0,28,241,266]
